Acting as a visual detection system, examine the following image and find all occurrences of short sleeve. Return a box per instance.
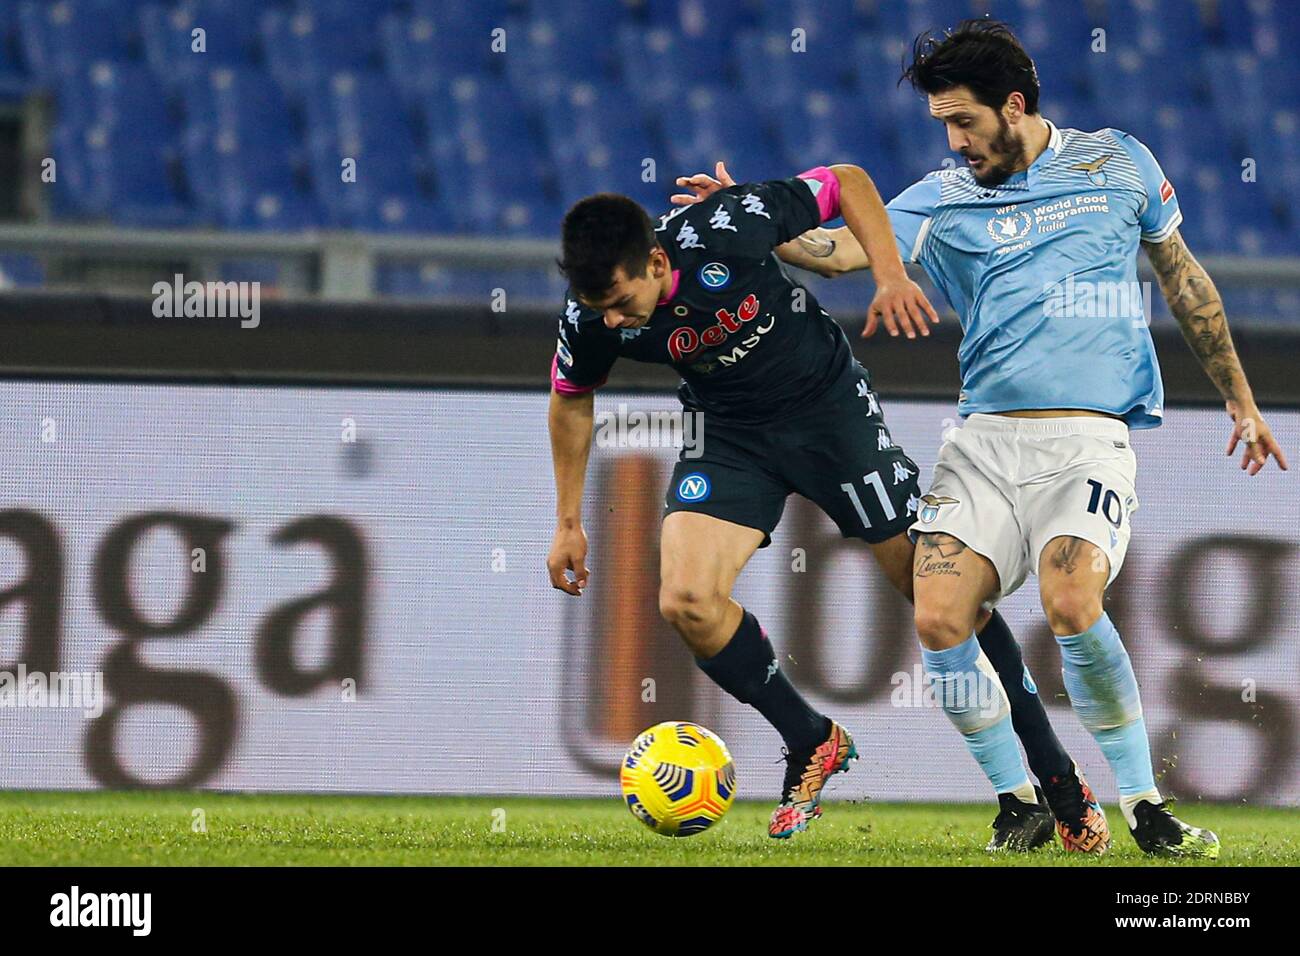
[552,295,618,394]
[1112,130,1182,243]
[886,176,942,264]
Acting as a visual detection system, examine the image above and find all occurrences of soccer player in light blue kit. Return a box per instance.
[675,19,1287,856]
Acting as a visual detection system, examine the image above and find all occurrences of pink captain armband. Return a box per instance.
[550,354,605,395]
[797,166,841,222]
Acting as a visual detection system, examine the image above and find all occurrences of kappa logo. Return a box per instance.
[556,341,573,366]
[564,298,582,327]
[986,210,1033,243]
[709,206,737,232]
[698,262,731,290]
[740,193,770,219]
[676,221,705,250]
[918,494,960,524]
[1069,154,1112,187]
[676,472,711,502]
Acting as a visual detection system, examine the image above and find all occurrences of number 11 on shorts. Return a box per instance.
[840,471,896,529]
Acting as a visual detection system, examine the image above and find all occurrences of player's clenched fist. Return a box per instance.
[547,524,590,595]
[866,277,941,340]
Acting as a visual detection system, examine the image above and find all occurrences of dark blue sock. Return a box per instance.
[696,610,830,753]
[977,610,1074,783]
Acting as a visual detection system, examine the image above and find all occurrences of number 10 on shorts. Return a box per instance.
[1085,478,1124,528]
[840,471,896,529]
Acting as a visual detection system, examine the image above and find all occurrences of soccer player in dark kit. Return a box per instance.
[546,162,1090,847]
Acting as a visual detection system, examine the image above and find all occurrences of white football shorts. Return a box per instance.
[910,413,1139,603]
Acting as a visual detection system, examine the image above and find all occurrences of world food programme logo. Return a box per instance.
[676,472,711,502]
[1069,154,1112,187]
[697,262,730,290]
[918,493,959,523]
[986,210,1033,243]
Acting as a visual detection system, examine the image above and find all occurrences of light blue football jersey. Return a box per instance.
[887,121,1181,429]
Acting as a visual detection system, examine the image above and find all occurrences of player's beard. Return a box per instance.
[969,114,1028,187]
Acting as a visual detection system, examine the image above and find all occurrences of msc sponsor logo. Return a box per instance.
[676,472,711,502]
[667,293,761,362]
[698,261,731,290]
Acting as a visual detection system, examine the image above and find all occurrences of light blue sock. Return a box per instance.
[923,635,1031,796]
[1056,612,1157,798]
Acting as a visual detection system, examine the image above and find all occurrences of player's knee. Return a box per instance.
[1042,585,1103,636]
[913,603,971,651]
[658,584,726,635]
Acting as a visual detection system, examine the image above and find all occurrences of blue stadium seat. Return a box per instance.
[774,89,895,175]
[427,75,559,235]
[985,0,1096,94]
[657,86,783,184]
[872,0,981,42]
[140,2,255,85]
[1212,0,1293,55]
[1203,50,1274,151]
[52,121,192,226]
[180,66,299,153]
[52,60,171,137]
[0,4,30,99]
[1101,0,1209,58]
[259,5,383,98]
[540,81,665,211]
[617,25,730,109]
[1087,46,1196,137]
[19,0,135,79]
[503,13,615,102]
[302,71,435,231]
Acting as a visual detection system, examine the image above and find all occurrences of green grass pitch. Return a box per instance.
[0,791,1296,866]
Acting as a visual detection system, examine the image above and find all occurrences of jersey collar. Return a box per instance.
[1025,118,1062,187]
[657,269,681,305]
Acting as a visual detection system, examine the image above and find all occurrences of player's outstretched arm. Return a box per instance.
[774,226,870,278]
[1144,229,1288,475]
[831,163,939,339]
[547,389,595,594]
[672,161,938,338]
[673,164,870,277]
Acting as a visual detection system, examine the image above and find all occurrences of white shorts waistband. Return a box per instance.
[962,413,1130,441]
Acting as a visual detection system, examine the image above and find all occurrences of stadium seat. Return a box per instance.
[18,0,136,80]
[658,85,784,184]
[52,121,193,227]
[616,25,732,109]
[540,81,665,212]
[139,2,256,85]
[1101,0,1209,58]
[259,5,384,98]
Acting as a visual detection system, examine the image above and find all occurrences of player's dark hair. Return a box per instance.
[902,18,1040,115]
[558,193,658,298]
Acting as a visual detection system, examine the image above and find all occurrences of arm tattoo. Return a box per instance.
[1144,229,1247,401]
[796,229,837,258]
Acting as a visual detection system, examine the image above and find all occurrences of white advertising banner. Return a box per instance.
[0,381,1296,806]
